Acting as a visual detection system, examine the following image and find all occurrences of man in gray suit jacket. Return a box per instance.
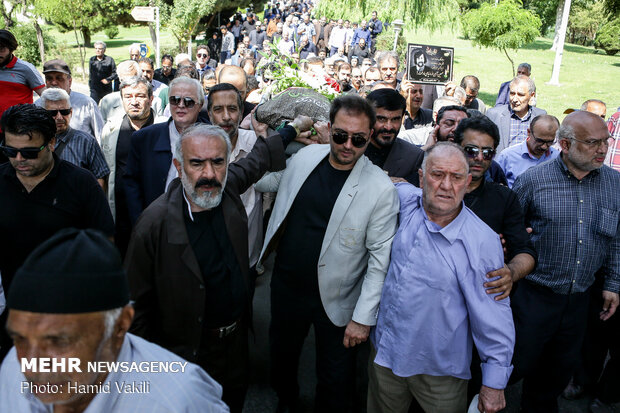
[486,75,546,153]
[260,95,399,413]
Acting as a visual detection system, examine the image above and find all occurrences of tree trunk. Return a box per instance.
[503,47,515,76]
[82,28,92,48]
[0,1,14,29]
[33,19,45,65]
[551,0,564,51]
[549,0,572,85]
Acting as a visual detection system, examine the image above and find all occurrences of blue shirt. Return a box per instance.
[55,128,110,179]
[513,155,620,294]
[0,333,229,412]
[508,107,533,148]
[350,28,371,47]
[495,140,559,188]
[372,184,515,389]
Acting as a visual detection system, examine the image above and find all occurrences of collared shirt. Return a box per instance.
[605,111,620,172]
[464,178,536,263]
[508,106,533,147]
[0,154,114,292]
[328,26,347,49]
[372,184,514,389]
[403,108,433,130]
[513,155,620,294]
[232,130,262,267]
[88,54,117,91]
[165,120,182,190]
[495,140,559,188]
[0,333,229,413]
[55,127,110,179]
[0,56,45,118]
[350,28,371,47]
[36,91,105,142]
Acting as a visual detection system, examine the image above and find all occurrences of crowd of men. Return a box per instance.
[0,0,619,412]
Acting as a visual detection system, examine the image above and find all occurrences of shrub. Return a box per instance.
[12,24,56,67]
[595,17,620,55]
[104,25,120,40]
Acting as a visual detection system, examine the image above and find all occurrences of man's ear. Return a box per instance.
[173,158,182,177]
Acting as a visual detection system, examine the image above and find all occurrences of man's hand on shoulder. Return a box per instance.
[484,265,513,301]
[478,385,506,413]
[343,320,370,348]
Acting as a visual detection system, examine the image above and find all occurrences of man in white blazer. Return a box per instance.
[259,94,399,413]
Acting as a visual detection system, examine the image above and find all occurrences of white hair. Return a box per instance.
[129,43,141,53]
[40,88,71,107]
[102,307,123,342]
[173,123,231,165]
[175,53,191,66]
[421,141,469,174]
[169,77,205,106]
[117,60,142,82]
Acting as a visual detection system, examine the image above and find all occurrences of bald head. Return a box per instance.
[218,65,248,100]
[581,99,607,120]
[561,110,607,140]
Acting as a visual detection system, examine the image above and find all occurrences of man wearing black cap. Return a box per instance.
[0,228,229,412]
[37,58,105,143]
[0,29,45,120]
[0,104,114,361]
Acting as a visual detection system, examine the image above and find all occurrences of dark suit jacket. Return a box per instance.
[125,133,286,363]
[124,119,173,225]
[384,138,425,186]
[486,104,547,153]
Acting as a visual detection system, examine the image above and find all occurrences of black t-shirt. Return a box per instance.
[183,204,245,328]
[0,155,114,291]
[464,178,537,263]
[274,156,351,293]
[365,142,391,169]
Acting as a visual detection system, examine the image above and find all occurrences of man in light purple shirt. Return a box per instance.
[368,142,515,413]
[495,114,560,187]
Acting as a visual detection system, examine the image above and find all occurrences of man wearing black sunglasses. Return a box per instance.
[0,104,114,361]
[452,115,536,404]
[260,94,399,412]
[124,77,203,225]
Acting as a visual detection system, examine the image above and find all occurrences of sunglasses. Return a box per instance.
[197,53,209,58]
[169,96,197,108]
[0,144,46,159]
[463,145,495,161]
[46,108,72,117]
[332,131,368,148]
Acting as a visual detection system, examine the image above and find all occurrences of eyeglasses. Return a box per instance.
[530,131,555,146]
[197,53,208,58]
[169,96,197,109]
[46,108,72,117]
[0,144,46,159]
[463,145,495,161]
[571,137,610,148]
[331,131,368,148]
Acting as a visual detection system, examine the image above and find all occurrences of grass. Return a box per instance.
[43,24,619,119]
[401,27,619,119]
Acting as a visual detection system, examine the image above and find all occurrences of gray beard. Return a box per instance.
[180,169,227,210]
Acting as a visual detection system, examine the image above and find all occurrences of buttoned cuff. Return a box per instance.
[603,275,620,294]
[481,362,513,390]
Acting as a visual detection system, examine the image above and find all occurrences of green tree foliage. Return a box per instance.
[12,23,55,65]
[35,0,137,46]
[595,17,620,54]
[313,0,460,31]
[523,0,560,33]
[159,0,217,51]
[568,1,606,45]
[462,0,541,74]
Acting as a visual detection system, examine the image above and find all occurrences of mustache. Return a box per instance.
[195,178,221,189]
[375,128,399,137]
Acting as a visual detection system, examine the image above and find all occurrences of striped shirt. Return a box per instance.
[605,110,620,172]
[55,128,110,179]
[0,56,45,119]
[513,155,620,294]
[508,107,533,147]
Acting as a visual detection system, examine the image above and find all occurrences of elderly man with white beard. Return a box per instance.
[124,117,309,413]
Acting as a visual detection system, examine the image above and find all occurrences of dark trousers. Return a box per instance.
[270,274,357,412]
[574,284,620,403]
[220,51,231,64]
[510,280,590,413]
[197,322,249,413]
[329,46,339,57]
